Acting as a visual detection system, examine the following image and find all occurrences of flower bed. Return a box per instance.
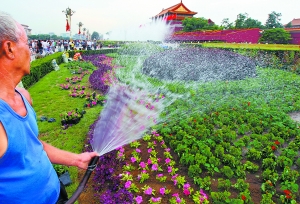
[77,47,300,203]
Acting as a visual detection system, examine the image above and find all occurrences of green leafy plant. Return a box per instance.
[217,178,231,191]
[233,179,249,192]
[221,166,234,179]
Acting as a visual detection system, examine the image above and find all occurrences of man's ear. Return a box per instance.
[2,41,15,59]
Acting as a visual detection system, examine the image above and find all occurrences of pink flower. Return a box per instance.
[183,183,190,189]
[139,162,146,168]
[151,164,158,171]
[159,187,166,195]
[157,158,161,162]
[136,148,141,153]
[157,174,163,178]
[144,187,153,195]
[165,148,170,152]
[125,180,131,189]
[183,189,190,196]
[151,130,157,134]
[165,158,171,164]
[148,148,152,153]
[172,193,179,197]
[151,197,161,202]
[135,196,143,204]
[176,197,181,203]
[148,158,152,164]
[168,166,172,173]
[131,157,137,163]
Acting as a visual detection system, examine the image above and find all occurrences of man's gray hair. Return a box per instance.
[0,11,20,47]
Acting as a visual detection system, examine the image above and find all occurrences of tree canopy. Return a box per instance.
[265,11,283,28]
[235,13,264,29]
[91,31,100,40]
[182,17,221,32]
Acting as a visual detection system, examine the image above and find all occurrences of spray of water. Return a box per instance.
[106,18,174,42]
[91,82,179,156]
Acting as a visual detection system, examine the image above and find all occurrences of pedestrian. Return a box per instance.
[0,11,99,204]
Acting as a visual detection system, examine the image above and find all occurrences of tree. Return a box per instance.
[235,13,264,29]
[235,13,248,29]
[265,11,283,28]
[259,28,292,44]
[221,18,234,29]
[182,17,220,32]
[244,18,264,29]
[91,31,100,40]
[284,22,292,28]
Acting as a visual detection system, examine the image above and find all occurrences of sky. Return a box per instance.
[1,0,299,36]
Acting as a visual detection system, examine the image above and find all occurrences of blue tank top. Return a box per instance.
[0,90,60,204]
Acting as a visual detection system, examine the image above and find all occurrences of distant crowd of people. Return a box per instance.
[28,39,103,56]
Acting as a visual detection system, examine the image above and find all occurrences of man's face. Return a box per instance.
[14,23,31,75]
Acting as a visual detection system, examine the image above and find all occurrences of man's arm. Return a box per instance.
[40,140,99,170]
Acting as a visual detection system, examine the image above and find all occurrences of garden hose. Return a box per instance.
[65,156,100,204]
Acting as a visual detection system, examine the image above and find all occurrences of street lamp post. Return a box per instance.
[62,7,75,40]
[78,22,83,40]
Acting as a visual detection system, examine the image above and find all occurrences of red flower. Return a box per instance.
[274,140,280,145]
[241,195,246,201]
[283,189,291,195]
[286,194,292,199]
[271,146,276,151]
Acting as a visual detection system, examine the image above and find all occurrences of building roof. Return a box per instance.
[291,18,300,26]
[154,1,197,17]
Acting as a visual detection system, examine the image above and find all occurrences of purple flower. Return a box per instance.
[136,148,141,153]
[168,166,172,173]
[148,148,152,153]
[165,158,171,164]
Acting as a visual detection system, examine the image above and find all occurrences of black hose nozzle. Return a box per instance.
[65,156,100,204]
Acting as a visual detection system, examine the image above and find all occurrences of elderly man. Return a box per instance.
[0,12,98,203]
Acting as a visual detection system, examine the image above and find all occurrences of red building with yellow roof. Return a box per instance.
[153,0,197,22]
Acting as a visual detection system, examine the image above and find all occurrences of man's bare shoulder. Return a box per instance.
[0,122,8,158]
[16,87,33,106]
